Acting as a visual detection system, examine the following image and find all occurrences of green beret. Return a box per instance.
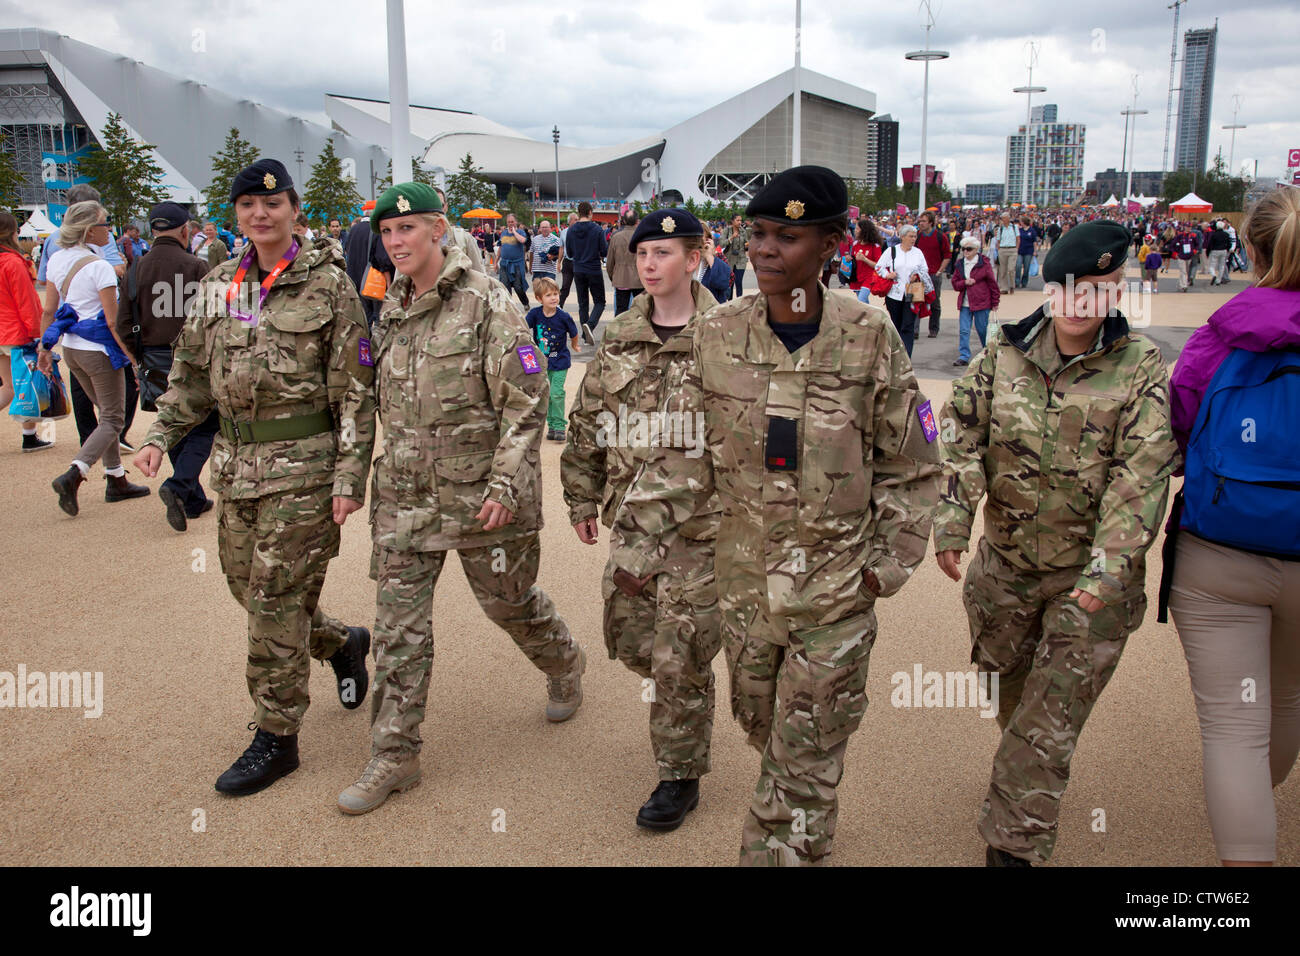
[371,182,443,229]
[1042,220,1130,284]
[745,164,848,225]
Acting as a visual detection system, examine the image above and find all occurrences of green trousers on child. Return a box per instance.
[547,368,567,433]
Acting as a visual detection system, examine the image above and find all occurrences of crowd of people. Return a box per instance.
[2,156,1297,870]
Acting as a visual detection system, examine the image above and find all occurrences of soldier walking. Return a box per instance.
[933,220,1179,866]
[563,209,722,831]
[612,167,942,864]
[337,183,583,815]
[136,159,376,796]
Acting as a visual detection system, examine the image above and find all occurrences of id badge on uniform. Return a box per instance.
[765,417,799,472]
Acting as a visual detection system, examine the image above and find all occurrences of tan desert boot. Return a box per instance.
[545,645,586,722]
[338,753,422,815]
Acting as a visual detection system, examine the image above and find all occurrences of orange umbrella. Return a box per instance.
[461,208,502,219]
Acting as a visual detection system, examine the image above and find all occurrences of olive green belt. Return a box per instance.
[219,409,334,444]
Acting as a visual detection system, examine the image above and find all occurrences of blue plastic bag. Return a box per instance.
[1029,256,1039,278]
[8,344,47,419]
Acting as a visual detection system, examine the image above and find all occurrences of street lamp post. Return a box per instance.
[1121,74,1147,204]
[1223,94,1246,178]
[1121,108,1148,202]
[1012,41,1045,211]
[904,2,948,215]
[552,126,560,215]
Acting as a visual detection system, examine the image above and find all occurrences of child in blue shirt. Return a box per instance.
[525,276,580,440]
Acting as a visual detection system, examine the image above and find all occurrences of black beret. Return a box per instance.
[745,164,848,225]
[230,158,293,203]
[1042,220,1130,284]
[629,209,703,251]
[371,182,443,229]
[148,201,191,231]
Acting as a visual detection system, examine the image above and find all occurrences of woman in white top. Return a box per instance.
[37,201,149,516]
[874,224,934,356]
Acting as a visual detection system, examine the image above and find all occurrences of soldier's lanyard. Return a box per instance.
[226,239,300,324]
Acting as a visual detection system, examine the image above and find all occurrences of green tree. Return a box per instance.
[0,133,26,209]
[302,139,363,226]
[503,185,533,227]
[444,153,497,219]
[74,112,168,229]
[205,127,258,226]
[374,154,437,193]
[1161,154,1249,212]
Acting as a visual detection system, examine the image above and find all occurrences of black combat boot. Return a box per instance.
[214,723,300,796]
[985,845,1032,867]
[636,779,700,831]
[158,486,188,532]
[328,627,371,709]
[52,465,85,516]
[104,472,150,502]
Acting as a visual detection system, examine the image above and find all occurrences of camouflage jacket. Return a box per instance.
[369,245,547,552]
[143,237,375,501]
[644,288,942,644]
[934,307,1177,604]
[561,282,720,529]
[600,289,723,577]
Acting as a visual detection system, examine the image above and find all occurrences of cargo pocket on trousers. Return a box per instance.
[797,610,877,752]
[681,569,721,665]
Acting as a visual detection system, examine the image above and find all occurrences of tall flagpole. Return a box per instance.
[792,0,802,166]
[387,0,412,185]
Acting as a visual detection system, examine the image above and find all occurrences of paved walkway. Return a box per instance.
[2,278,1293,867]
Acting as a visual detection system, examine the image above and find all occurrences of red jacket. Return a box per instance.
[950,254,1000,312]
[0,247,40,346]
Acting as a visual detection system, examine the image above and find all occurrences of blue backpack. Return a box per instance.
[1182,348,1300,557]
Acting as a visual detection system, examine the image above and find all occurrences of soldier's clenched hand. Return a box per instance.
[134,444,164,478]
[936,550,963,582]
[1069,589,1106,614]
[333,497,363,525]
[612,568,653,597]
[573,517,599,545]
[476,500,515,531]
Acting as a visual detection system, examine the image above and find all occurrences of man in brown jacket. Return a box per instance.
[119,202,217,531]
[605,211,642,315]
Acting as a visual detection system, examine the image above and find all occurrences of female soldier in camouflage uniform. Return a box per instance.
[934,220,1178,866]
[563,209,722,831]
[336,183,582,815]
[611,167,944,864]
[136,159,376,796]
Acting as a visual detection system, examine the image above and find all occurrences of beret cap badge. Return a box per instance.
[396,194,411,213]
[660,216,676,233]
[784,200,805,220]
[262,173,276,190]
[1096,251,1112,270]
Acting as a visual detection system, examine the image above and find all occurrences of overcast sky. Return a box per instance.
[9,0,1299,189]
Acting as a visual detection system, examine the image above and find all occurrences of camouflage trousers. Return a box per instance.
[218,483,351,736]
[601,537,721,780]
[964,538,1145,863]
[369,531,577,756]
[723,606,878,866]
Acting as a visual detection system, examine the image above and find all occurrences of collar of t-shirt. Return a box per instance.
[767,309,823,353]
[649,319,685,343]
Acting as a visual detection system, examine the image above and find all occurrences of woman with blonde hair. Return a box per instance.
[1165,186,1300,866]
[38,200,147,513]
[336,182,580,815]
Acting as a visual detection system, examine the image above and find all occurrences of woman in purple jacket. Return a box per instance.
[1166,187,1300,867]
[949,235,1000,366]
